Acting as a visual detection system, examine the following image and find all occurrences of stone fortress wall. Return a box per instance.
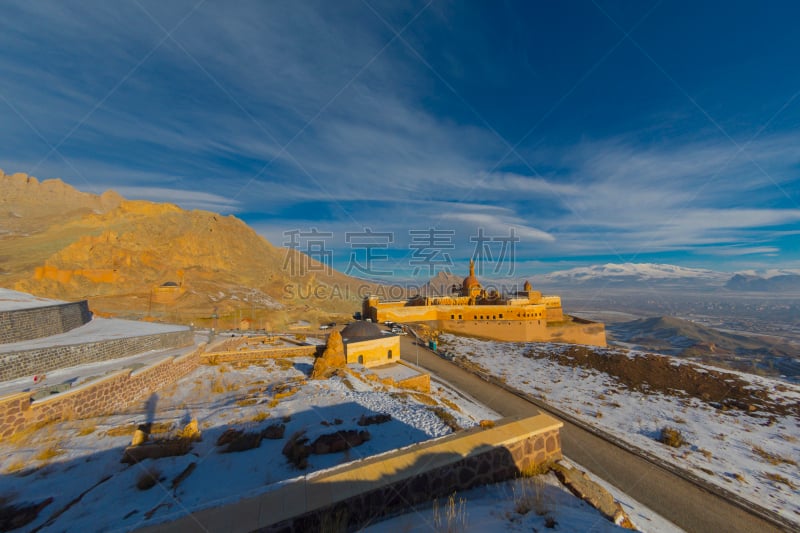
[0,343,206,440]
[0,329,194,382]
[0,299,92,344]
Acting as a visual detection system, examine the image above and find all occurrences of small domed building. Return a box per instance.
[339,321,399,367]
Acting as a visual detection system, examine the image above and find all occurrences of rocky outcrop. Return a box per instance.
[552,462,635,529]
[311,330,346,379]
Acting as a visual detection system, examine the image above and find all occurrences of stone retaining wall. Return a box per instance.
[0,300,92,344]
[0,329,194,382]
[0,343,206,440]
[140,414,563,532]
[201,345,320,364]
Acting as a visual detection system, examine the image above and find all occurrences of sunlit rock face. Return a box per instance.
[1,171,376,326]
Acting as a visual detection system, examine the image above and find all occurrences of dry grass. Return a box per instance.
[479,419,495,429]
[428,407,461,432]
[4,420,54,445]
[274,387,299,400]
[764,472,797,489]
[658,427,686,448]
[439,397,462,413]
[76,424,96,437]
[752,445,797,466]
[513,476,550,516]
[236,398,258,407]
[267,399,279,408]
[35,445,64,462]
[106,425,136,437]
[4,460,27,474]
[250,412,271,422]
[520,461,553,478]
[275,359,294,370]
[432,493,468,532]
[698,448,713,460]
[410,392,438,406]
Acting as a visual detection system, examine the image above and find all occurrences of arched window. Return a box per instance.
[358,355,364,365]
[388,349,393,359]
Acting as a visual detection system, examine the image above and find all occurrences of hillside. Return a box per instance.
[725,273,800,292]
[608,315,800,378]
[0,169,375,328]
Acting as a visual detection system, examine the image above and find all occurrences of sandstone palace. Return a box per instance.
[363,260,606,346]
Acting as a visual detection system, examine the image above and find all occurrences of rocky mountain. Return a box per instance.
[725,273,800,292]
[608,315,800,378]
[422,271,462,296]
[0,169,375,328]
[538,263,728,288]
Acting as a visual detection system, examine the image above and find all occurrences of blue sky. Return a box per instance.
[2,1,799,279]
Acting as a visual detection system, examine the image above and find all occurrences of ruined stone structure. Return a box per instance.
[363,260,606,346]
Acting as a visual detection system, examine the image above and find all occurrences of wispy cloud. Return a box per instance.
[112,186,242,212]
[1,1,799,274]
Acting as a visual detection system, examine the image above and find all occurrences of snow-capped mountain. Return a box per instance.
[537,263,729,287]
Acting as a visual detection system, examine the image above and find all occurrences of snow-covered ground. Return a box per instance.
[0,288,64,311]
[439,334,800,526]
[364,458,682,533]
[0,356,496,531]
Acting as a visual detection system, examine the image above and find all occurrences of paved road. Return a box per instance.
[399,334,784,533]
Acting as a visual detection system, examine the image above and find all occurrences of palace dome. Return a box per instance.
[461,259,482,293]
[340,321,383,340]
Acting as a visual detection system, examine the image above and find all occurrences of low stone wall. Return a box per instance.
[0,329,194,382]
[395,373,431,392]
[0,300,92,344]
[0,343,206,440]
[201,345,320,364]
[140,414,563,532]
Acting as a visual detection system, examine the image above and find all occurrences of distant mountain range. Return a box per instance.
[535,262,800,293]
[608,315,800,378]
[724,273,800,292]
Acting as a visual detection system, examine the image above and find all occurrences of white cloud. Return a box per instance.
[111,186,242,213]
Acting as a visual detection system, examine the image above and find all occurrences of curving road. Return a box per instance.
[398,334,786,533]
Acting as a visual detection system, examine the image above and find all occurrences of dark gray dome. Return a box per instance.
[340,321,382,339]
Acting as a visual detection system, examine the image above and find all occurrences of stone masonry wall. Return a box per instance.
[0,343,206,440]
[200,345,320,364]
[263,420,562,532]
[0,300,92,344]
[0,329,194,382]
